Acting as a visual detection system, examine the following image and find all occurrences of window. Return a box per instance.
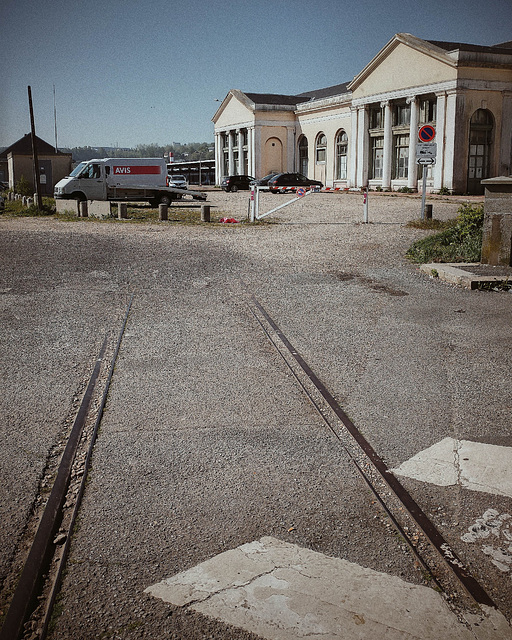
[393,135,409,179]
[468,109,494,193]
[316,133,327,163]
[394,104,410,127]
[335,130,348,180]
[419,98,436,124]
[371,137,384,179]
[298,136,308,176]
[370,106,385,129]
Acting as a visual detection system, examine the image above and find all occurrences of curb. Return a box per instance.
[420,263,512,289]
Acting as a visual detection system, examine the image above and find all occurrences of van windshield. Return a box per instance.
[70,162,87,177]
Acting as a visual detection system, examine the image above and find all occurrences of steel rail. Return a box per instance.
[39,294,134,639]
[247,291,497,611]
[0,296,134,640]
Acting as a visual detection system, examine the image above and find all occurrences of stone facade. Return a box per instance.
[212,33,512,195]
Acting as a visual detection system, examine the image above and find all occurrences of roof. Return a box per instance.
[0,133,70,159]
[425,39,512,54]
[241,83,351,108]
[243,92,311,106]
[296,82,351,100]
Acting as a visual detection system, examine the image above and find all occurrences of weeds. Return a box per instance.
[406,203,484,264]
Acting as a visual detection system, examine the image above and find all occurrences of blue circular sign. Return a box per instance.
[418,125,436,142]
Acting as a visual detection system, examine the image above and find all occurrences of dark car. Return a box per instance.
[221,175,255,192]
[267,172,323,194]
[250,172,279,187]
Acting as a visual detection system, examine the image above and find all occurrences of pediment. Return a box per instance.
[349,34,457,99]
[212,91,255,128]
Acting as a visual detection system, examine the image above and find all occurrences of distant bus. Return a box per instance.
[167,160,215,186]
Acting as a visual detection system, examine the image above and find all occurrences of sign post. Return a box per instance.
[417,126,436,219]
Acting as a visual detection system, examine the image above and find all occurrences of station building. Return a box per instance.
[212,33,512,194]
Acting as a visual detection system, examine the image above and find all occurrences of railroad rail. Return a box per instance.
[1,285,504,639]
[244,286,499,618]
[0,296,133,640]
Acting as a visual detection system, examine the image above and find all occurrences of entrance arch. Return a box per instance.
[467,109,494,195]
[263,137,283,175]
[298,135,308,176]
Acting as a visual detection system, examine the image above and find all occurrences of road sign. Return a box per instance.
[416,142,437,159]
[417,157,436,165]
[418,125,436,142]
[296,187,306,197]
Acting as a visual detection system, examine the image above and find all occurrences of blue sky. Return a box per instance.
[1,0,511,149]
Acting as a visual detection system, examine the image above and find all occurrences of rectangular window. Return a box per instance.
[393,135,409,179]
[371,137,384,179]
[370,106,384,129]
[394,104,410,127]
[419,99,437,124]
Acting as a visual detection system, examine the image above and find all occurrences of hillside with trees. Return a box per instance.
[64,142,214,163]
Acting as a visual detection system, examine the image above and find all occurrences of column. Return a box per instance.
[356,106,369,188]
[214,133,222,184]
[253,126,262,179]
[499,91,512,176]
[286,127,295,172]
[381,101,392,190]
[434,92,447,190]
[443,91,458,191]
[407,96,419,190]
[237,129,245,176]
[228,131,234,176]
[247,127,254,177]
[348,107,358,188]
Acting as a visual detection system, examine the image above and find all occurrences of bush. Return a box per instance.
[15,175,33,197]
[406,203,484,263]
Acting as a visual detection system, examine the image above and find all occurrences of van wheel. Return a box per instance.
[158,193,172,206]
[71,192,86,202]
[152,193,172,207]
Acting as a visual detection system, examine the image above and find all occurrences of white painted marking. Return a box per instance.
[145,536,511,639]
[391,438,512,497]
[462,509,512,576]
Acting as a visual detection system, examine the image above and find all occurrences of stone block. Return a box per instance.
[481,177,512,266]
[55,199,79,215]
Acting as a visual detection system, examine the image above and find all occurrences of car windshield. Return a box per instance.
[69,162,87,177]
[170,175,185,181]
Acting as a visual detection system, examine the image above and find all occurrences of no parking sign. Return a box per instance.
[418,125,436,142]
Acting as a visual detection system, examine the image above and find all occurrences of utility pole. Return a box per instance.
[28,86,43,210]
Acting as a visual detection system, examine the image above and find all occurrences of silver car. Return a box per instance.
[167,174,187,189]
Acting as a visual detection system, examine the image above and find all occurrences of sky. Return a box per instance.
[1,0,511,149]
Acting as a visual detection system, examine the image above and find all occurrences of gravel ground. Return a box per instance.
[1,190,511,638]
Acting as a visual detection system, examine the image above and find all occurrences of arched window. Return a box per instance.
[335,130,348,180]
[316,133,327,163]
[468,109,494,194]
[298,136,308,176]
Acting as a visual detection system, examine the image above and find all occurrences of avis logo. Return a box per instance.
[114,167,131,174]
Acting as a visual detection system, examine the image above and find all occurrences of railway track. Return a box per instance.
[0,296,133,640]
[244,287,501,624]
[0,286,505,639]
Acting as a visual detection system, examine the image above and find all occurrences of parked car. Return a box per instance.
[167,174,187,189]
[267,173,323,193]
[221,175,254,192]
[250,172,279,187]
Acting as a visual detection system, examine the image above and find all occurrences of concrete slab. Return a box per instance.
[145,536,511,639]
[419,263,512,289]
[391,438,512,498]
